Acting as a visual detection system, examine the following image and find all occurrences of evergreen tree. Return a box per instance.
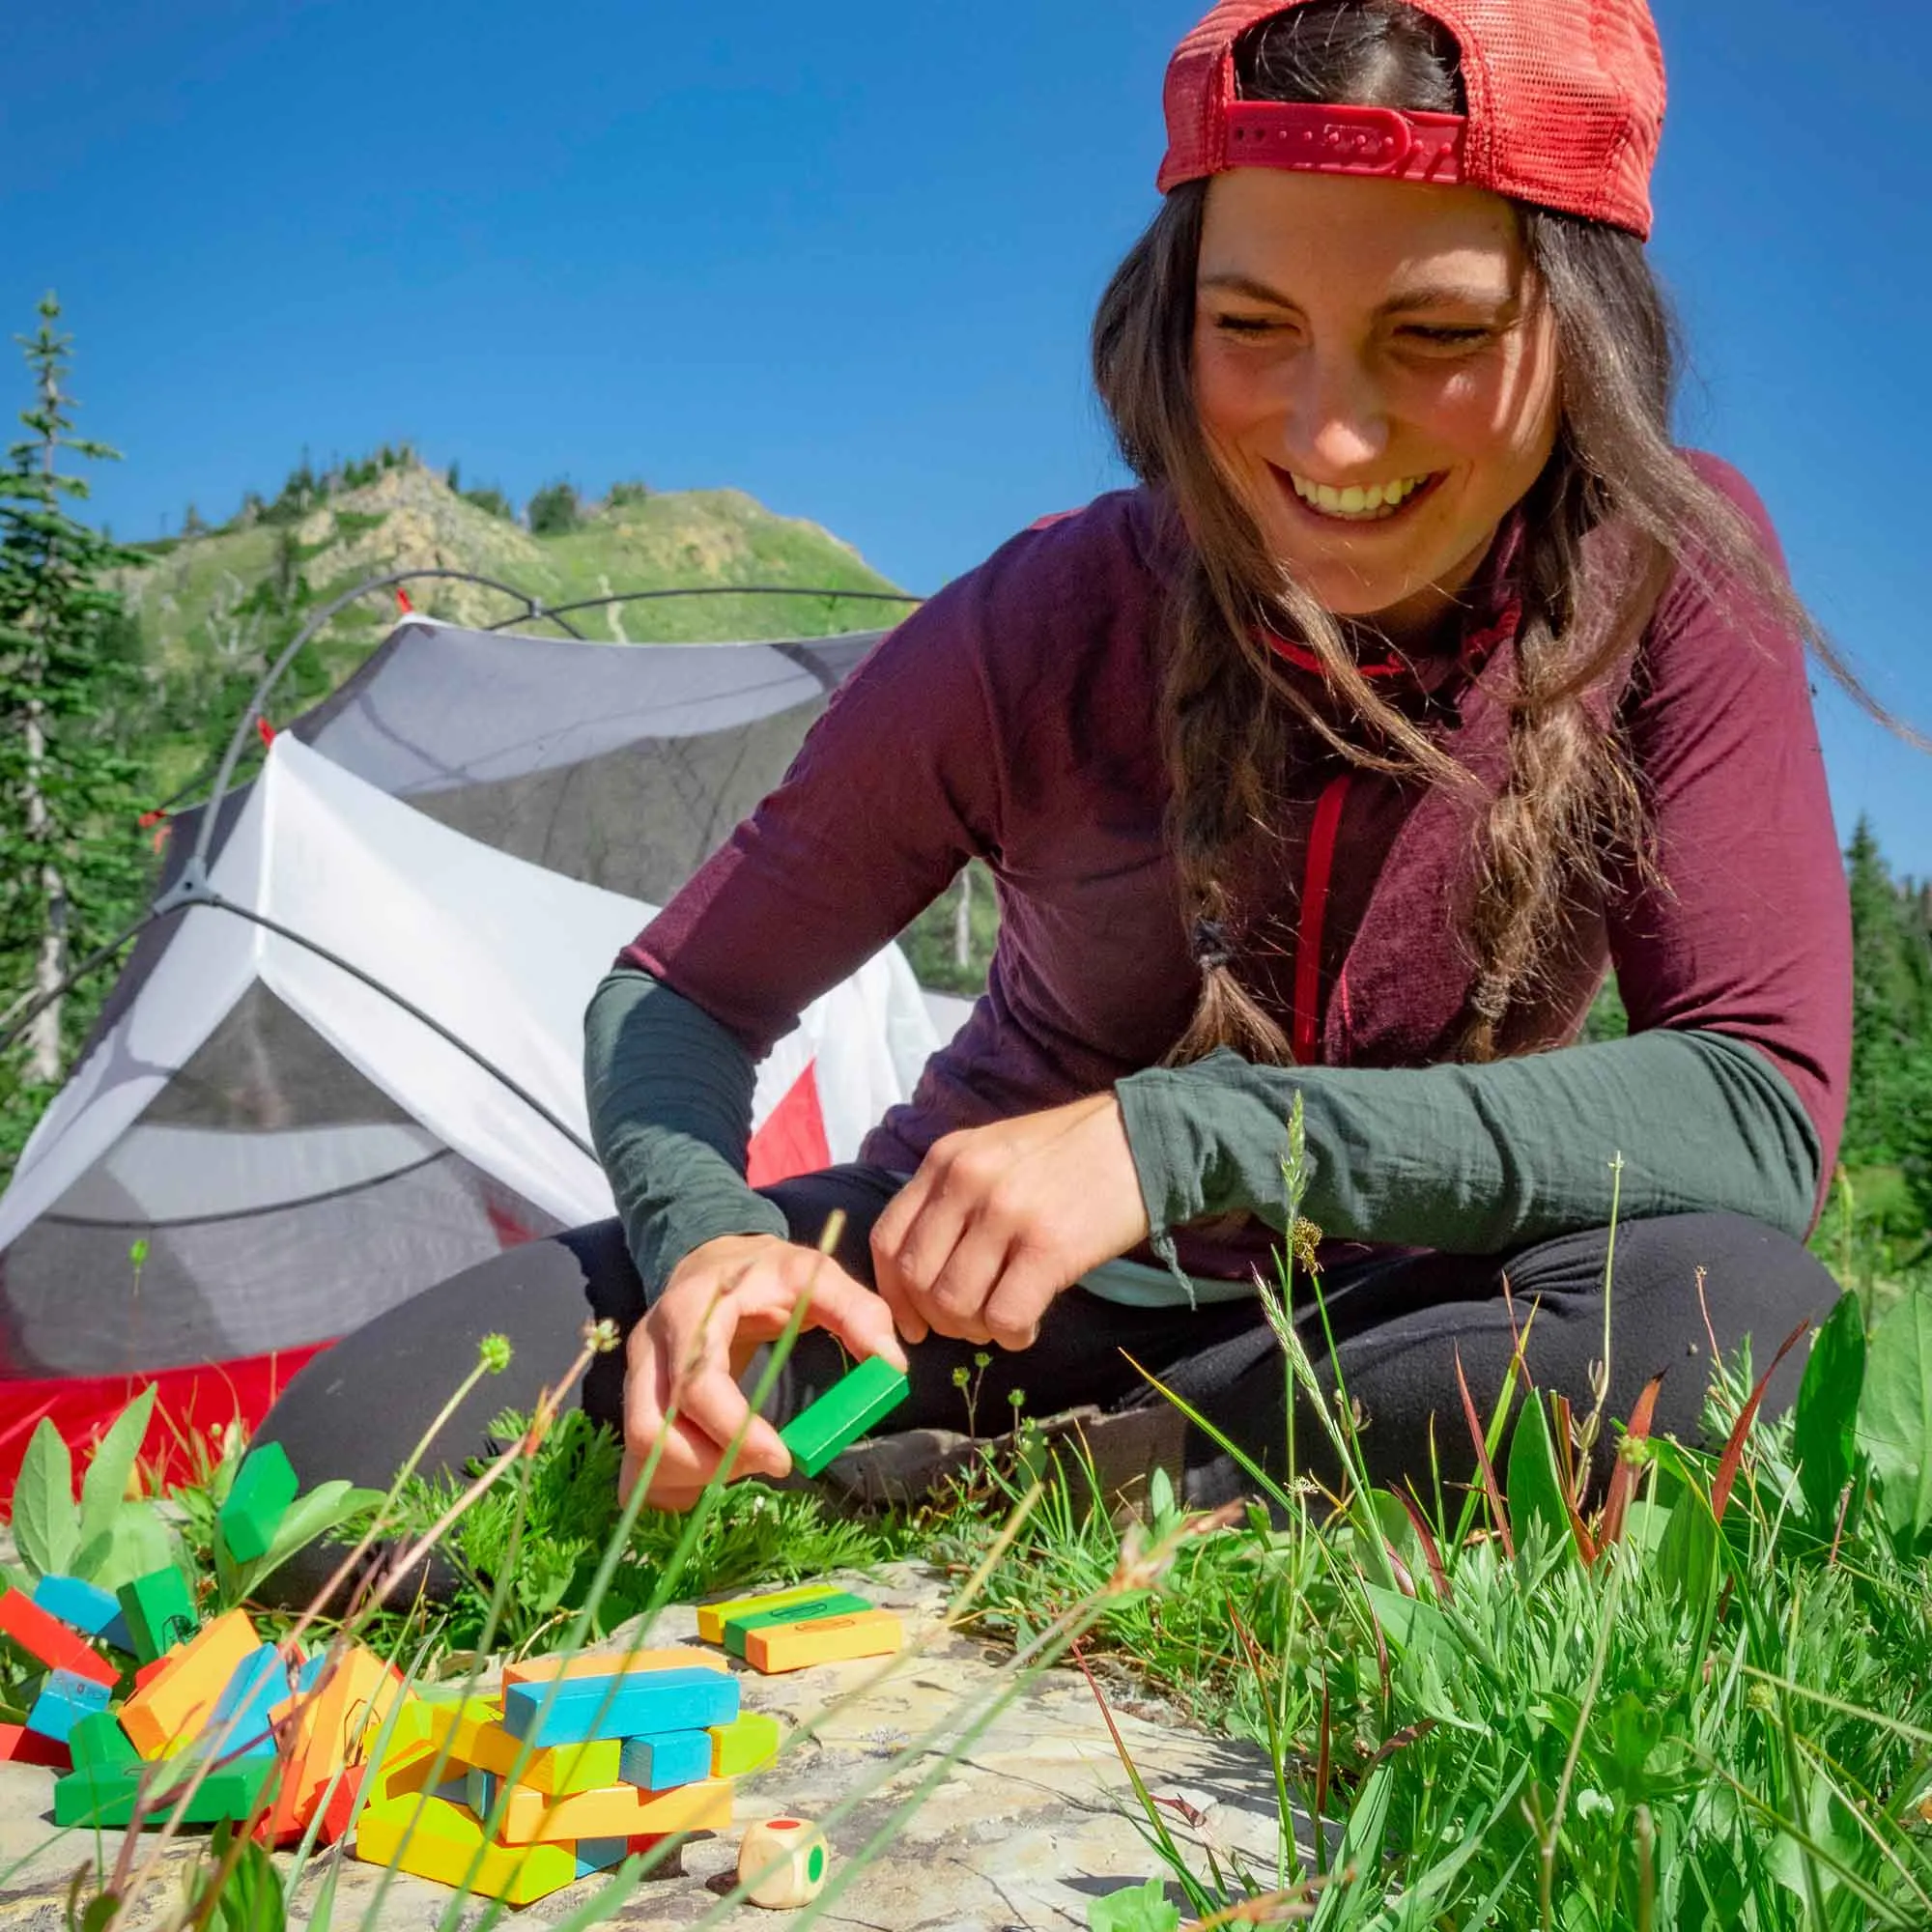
[0,294,147,1116]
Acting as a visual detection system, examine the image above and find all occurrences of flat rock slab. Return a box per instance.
[0,1563,1302,1929]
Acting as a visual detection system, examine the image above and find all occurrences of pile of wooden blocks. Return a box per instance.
[0,1440,304,1804]
[351,1647,781,1904]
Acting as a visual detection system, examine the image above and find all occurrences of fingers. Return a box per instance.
[623,1236,912,1512]
[792,1264,911,1372]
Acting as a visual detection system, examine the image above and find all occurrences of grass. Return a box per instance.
[5,1173,1932,1930]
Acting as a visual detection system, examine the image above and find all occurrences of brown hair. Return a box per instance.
[1094,0,1904,1065]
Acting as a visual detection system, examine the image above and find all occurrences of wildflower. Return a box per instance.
[583,1317,621,1355]
[478,1332,514,1375]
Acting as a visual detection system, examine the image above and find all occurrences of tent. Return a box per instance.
[0,616,960,1487]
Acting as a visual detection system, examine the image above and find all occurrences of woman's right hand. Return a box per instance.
[620,1233,908,1512]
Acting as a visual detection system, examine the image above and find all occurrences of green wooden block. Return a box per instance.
[114,1568,199,1664]
[723,1591,871,1659]
[778,1355,910,1477]
[217,1442,298,1564]
[67,1710,138,1772]
[53,1757,272,1829]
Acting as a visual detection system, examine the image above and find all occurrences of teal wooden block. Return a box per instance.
[576,1834,629,1876]
[466,1767,498,1815]
[206,1644,285,1757]
[615,1729,711,1791]
[779,1354,910,1476]
[216,1442,298,1564]
[32,1576,120,1638]
[27,1671,111,1745]
[114,1567,198,1663]
[501,1667,737,1747]
[723,1591,871,1659]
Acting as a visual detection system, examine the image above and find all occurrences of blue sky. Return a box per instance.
[5,0,1929,876]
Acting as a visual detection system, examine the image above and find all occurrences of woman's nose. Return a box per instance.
[1285,355,1389,472]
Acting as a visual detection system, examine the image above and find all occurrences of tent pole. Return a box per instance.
[482,582,923,635]
[0,909,166,1063]
[150,886,598,1163]
[190,568,584,878]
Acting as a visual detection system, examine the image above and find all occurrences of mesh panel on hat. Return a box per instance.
[1159,0,1665,237]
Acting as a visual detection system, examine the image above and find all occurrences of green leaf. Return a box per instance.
[194,1823,286,1932]
[77,1387,157,1552]
[1656,1484,1719,1608]
[227,1482,383,1602]
[1856,1285,1932,1541]
[1505,1390,1575,1565]
[12,1418,78,1579]
[1087,1877,1180,1932]
[70,1503,178,1595]
[1792,1292,1864,1536]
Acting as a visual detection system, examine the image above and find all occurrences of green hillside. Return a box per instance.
[114,451,913,807]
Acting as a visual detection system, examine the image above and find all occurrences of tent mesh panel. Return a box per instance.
[0,986,560,1377]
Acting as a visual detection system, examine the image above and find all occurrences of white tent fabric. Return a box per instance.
[0,736,938,1372]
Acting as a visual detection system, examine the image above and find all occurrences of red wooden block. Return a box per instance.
[0,1585,116,1690]
[132,1651,177,1691]
[315,1768,364,1846]
[0,1722,72,1769]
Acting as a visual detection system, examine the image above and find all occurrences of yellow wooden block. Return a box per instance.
[364,1739,441,1808]
[502,1644,726,1688]
[745,1609,903,1675]
[418,1695,500,1766]
[464,1721,621,1797]
[696,1584,844,1645]
[118,1611,260,1759]
[494,1775,733,1846]
[711,1711,783,1777]
[354,1793,575,1904]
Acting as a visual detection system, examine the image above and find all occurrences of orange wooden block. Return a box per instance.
[273,1646,404,1775]
[501,1645,726,1688]
[248,1647,403,1846]
[744,1609,903,1675]
[493,1775,733,1846]
[118,1612,259,1759]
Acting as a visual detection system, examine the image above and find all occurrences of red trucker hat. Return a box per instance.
[1157,0,1666,239]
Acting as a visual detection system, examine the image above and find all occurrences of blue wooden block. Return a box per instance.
[500,1667,737,1747]
[32,1576,121,1638]
[207,1644,286,1757]
[432,1776,471,1804]
[465,1767,498,1816]
[576,1834,630,1876]
[616,1730,712,1792]
[27,1670,112,1744]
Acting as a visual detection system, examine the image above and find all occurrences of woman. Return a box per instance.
[260,0,1863,1524]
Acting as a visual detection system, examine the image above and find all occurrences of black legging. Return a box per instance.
[257,1164,1837,1577]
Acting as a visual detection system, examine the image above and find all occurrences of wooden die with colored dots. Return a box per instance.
[737,1815,829,1908]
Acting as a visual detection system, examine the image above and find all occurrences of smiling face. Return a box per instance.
[1192,166,1560,645]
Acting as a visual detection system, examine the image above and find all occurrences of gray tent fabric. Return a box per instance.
[292,620,888,900]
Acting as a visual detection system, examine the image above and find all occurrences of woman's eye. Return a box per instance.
[1401,325,1493,349]
[1213,314,1286,336]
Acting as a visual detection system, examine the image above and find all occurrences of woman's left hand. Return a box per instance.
[869,1092,1151,1351]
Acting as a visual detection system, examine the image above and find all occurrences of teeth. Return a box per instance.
[1289,472,1430,520]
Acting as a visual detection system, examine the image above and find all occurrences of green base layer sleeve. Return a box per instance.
[584,967,787,1302]
[1115,1029,1821,1256]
